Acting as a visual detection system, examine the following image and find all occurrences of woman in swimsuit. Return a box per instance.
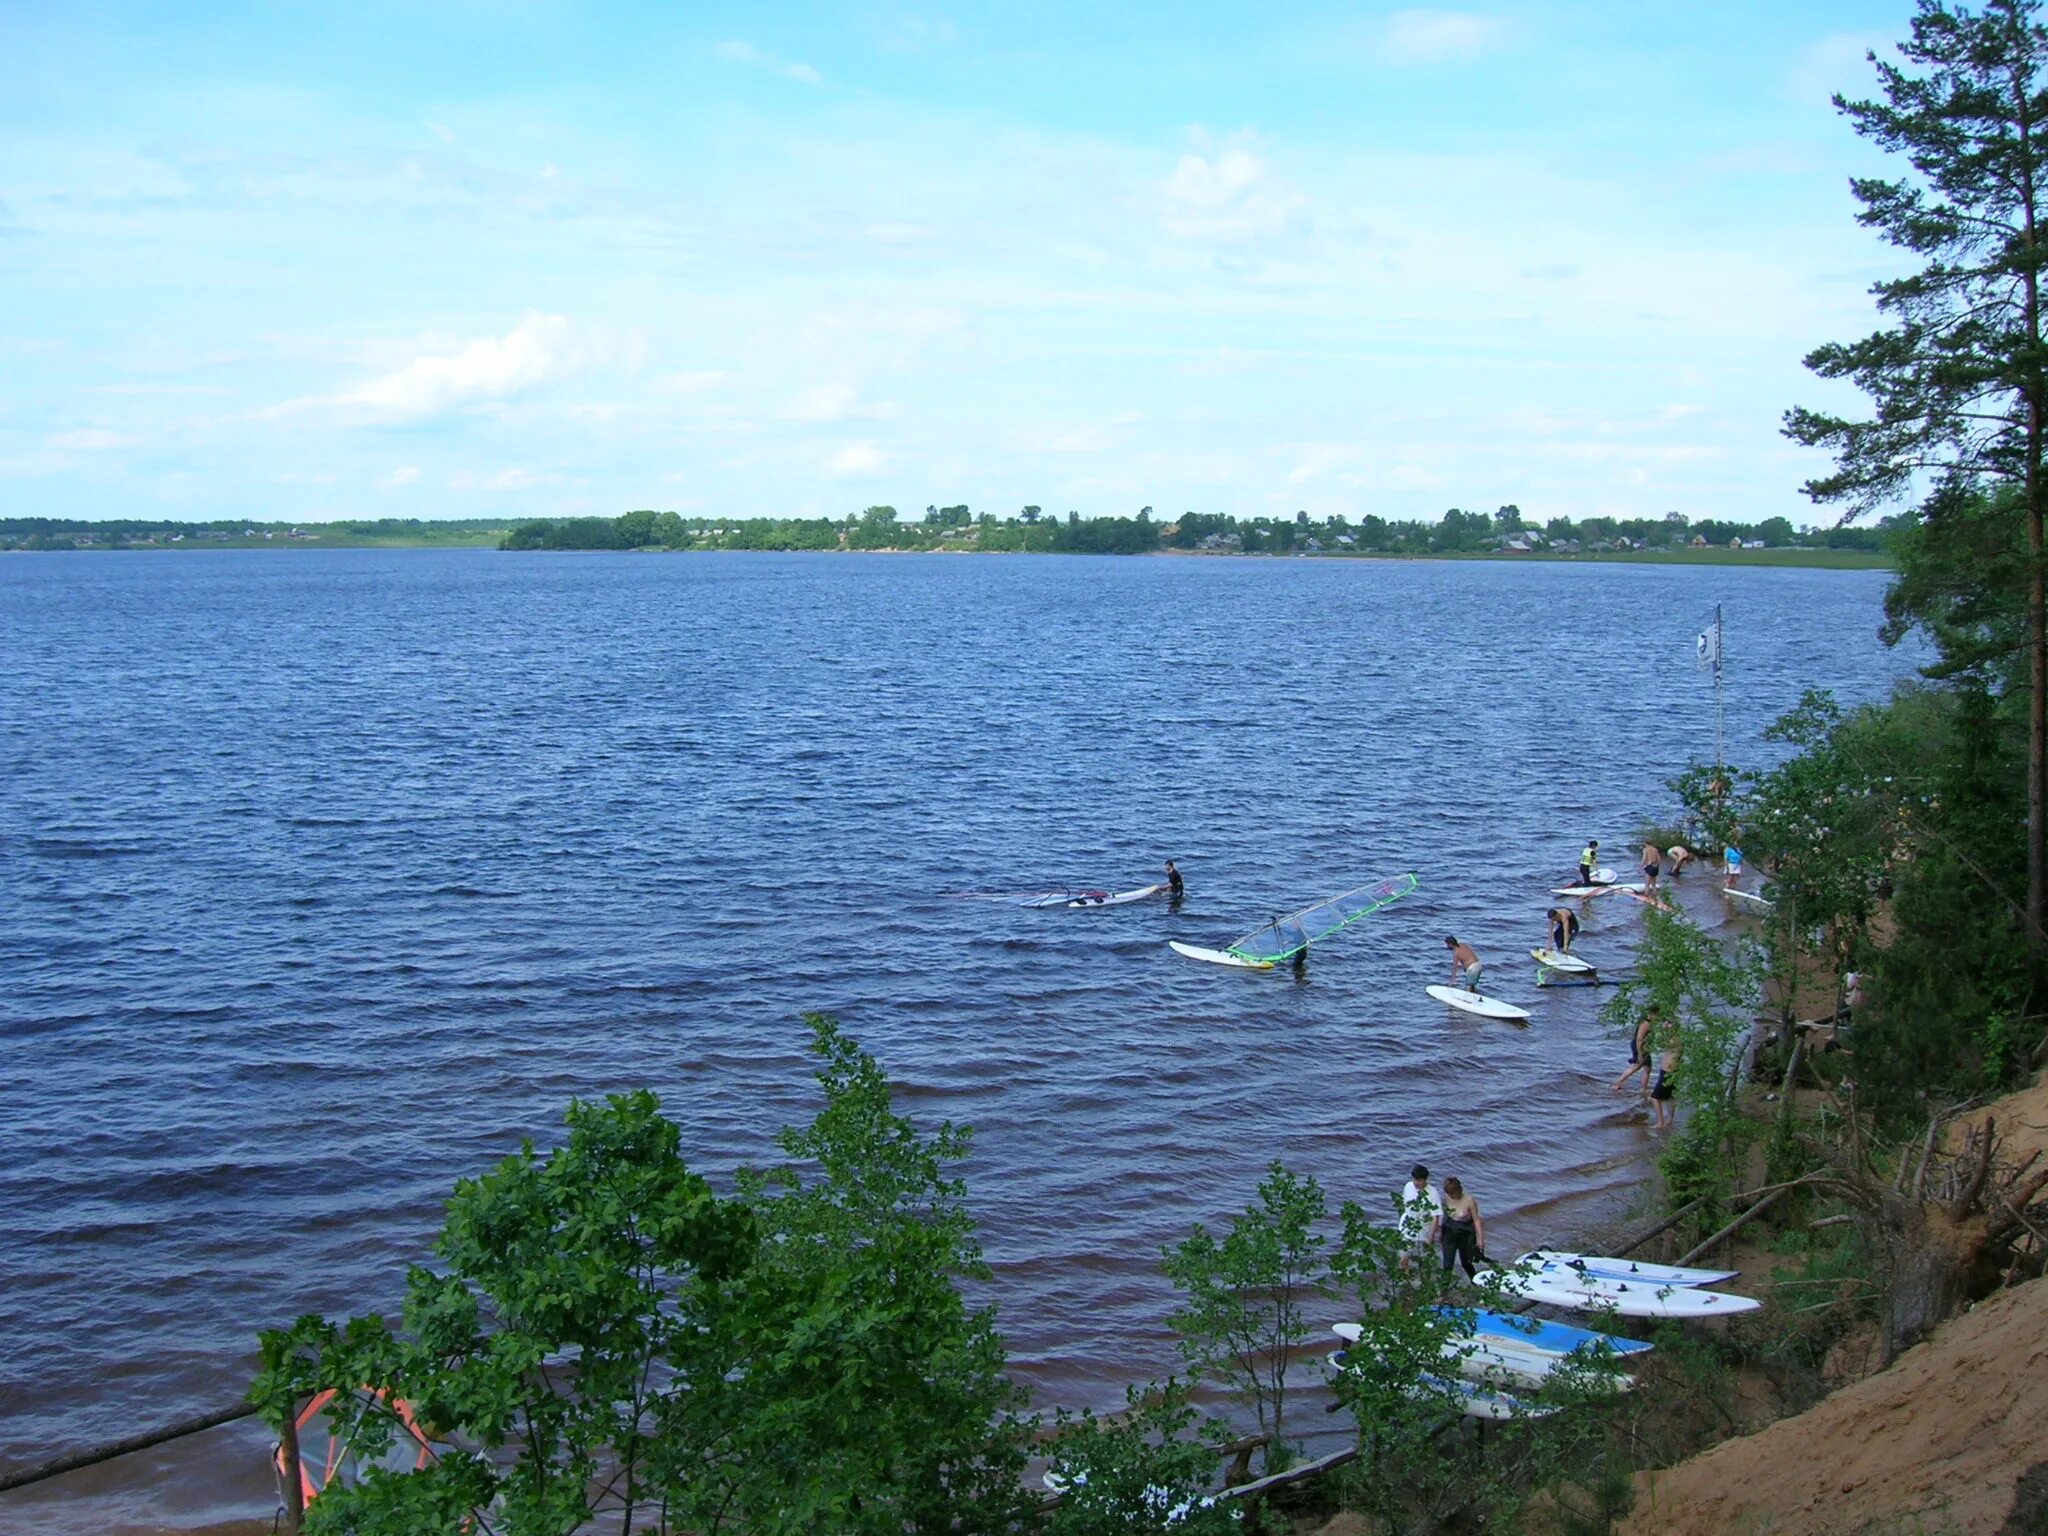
[1431,1176,1487,1281]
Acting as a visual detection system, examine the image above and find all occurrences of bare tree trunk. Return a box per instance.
[1882,1200,1986,1361]
[2017,35,2048,953]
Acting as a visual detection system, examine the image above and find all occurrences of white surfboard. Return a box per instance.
[1481,1264,1761,1318]
[1551,881,1644,898]
[1059,883,1166,908]
[1518,1250,1739,1288]
[1589,866,1615,884]
[1427,985,1532,1023]
[1724,886,1774,911]
[1335,1322,1631,1393]
[1530,948,1594,974]
[1329,1328,1552,1419]
[1168,940,1273,969]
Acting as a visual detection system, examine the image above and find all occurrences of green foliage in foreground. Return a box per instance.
[1601,907,1759,1208]
[252,1016,1034,1536]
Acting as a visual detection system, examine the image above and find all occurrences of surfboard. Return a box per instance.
[1060,883,1165,908]
[1589,866,1615,884]
[1518,1250,1739,1288]
[1480,1264,1761,1318]
[1168,940,1274,969]
[1427,985,1533,1023]
[1452,1306,1653,1360]
[1336,1322,1632,1392]
[1328,1329,1552,1419]
[1530,948,1594,973]
[1550,881,1643,898]
[1725,887,1775,911]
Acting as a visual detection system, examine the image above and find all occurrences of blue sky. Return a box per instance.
[0,2,1915,526]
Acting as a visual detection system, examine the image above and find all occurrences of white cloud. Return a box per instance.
[1287,446,1358,486]
[1383,10,1503,63]
[1043,411,1142,454]
[381,465,420,488]
[425,120,457,145]
[85,383,224,396]
[827,442,889,476]
[653,370,731,395]
[1163,139,1309,242]
[714,39,824,86]
[342,313,568,416]
[448,467,544,491]
[50,429,133,450]
[783,383,900,422]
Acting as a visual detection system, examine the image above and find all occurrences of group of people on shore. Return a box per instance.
[1397,1163,1491,1280]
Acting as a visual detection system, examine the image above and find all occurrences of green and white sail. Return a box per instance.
[1227,873,1419,964]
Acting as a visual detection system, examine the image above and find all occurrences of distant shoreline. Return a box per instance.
[4,543,1893,570]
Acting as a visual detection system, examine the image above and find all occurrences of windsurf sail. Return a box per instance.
[1225,873,1418,964]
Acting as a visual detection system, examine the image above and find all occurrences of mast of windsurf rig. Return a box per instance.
[1712,601,1724,774]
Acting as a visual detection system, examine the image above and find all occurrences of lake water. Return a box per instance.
[0,550,1909,1531]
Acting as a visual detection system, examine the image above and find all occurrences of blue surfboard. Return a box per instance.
[1440,1305,1653,1359]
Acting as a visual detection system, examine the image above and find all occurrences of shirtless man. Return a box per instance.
[1546,905,1581,954]
[1446,935,1483,994]
[1641,841,1663,895]
[1667,845,1694,876]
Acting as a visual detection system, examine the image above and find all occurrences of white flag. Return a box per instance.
[1696,629,1719,669]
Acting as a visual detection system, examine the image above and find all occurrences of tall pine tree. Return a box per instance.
[1788,0,2048,947]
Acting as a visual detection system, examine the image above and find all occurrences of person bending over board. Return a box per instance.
[1164,859,1184,899]
[1445,936,1482,994]
[1667,844,1694,876]
[1431,1176,1488,1281]
[1397,1164,1443,1271]
[1578,839,1601,887]
[1547,906,1581,954]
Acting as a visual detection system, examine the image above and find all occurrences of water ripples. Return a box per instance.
[0,549,1906,1531]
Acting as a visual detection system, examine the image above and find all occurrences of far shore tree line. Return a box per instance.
[495,503,1891,555]
[0,516,507,552]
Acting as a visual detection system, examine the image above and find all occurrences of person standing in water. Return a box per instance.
[1446,936,1483,993]
[1650,1038,1681,1130]
[1578,839,1601,887]
[1724,844,1745,890]
[1164,859,1184,899]
[1397,1163,1443,1271]
[1667,845,1694,876]
[1641,840,1663,895]
[1430,1176,1488,1281]
[1612,1007,1658,1094]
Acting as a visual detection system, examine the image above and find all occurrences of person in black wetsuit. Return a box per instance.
[1431,1175,1488,1281]
[1164,859,1184,898]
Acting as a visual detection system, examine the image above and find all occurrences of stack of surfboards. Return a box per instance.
[1331,1306,1649,1419]
[1482,1252,1760,1319]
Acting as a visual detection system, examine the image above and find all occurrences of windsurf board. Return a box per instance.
[1168,940,1274,969]
[1519,1250,1739,1288]
[1481,1264,1761,1318]
[1427,985,1532,1023]
[1449,1306,1653,1360]
[1061,883,1165,908]
[1530,948,1594,973]
[1725,887,1775,911]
